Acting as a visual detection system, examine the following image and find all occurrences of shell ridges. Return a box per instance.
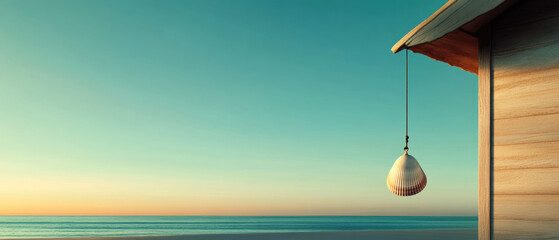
[386,152,427,196]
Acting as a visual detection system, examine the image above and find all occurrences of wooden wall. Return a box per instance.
[491,0,559,239]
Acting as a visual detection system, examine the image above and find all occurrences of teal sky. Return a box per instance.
[0,0,478,216]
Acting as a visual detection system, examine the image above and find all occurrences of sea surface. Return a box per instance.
[0,216,477,239]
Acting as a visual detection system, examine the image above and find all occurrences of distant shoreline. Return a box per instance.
[5,229,477,240]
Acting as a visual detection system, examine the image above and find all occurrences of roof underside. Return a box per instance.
[392,0,517,74]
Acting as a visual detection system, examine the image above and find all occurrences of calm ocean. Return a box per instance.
[0,216,476,239]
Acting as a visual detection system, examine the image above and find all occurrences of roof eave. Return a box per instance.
[391,0,457,53]
[390,0,516,74]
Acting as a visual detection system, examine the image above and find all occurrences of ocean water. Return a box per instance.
[0,216,477,239]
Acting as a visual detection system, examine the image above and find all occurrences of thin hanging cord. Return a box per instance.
[404,49,409,152]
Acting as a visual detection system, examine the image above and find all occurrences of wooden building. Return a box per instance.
[392,0,559,239]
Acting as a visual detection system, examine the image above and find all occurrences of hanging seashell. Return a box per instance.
[387,151,427,196]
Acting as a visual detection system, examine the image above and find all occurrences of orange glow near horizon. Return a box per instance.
[0,173,475,216]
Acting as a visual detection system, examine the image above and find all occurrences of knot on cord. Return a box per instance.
[404,136,409,151]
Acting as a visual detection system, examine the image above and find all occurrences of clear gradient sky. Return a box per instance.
[0,0,477,216]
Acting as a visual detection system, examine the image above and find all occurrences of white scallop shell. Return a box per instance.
[387,152,427,196]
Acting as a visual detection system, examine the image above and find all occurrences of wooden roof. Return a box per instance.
[392,0,517,74]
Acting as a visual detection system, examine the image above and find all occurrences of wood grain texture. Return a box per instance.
[491,5,559,120]
[492,0,559,111]
[478,26,492,240]
[461,0,519,34]
[494,141,559,170]
[492,18,559,58]
[494,168,559,195]
[391,0,517,75]
[492,0,559,51]
[491,1,559,239]
[410,30,478,74]
[494,219,559,240]
[493,195,559,221]
[493,66,559,119]
[392,0,507,53]
[493,113,559,145]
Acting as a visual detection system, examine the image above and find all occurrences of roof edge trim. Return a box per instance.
[391,1,457,53]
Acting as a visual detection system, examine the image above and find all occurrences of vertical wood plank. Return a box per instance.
[478,25,492,240]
